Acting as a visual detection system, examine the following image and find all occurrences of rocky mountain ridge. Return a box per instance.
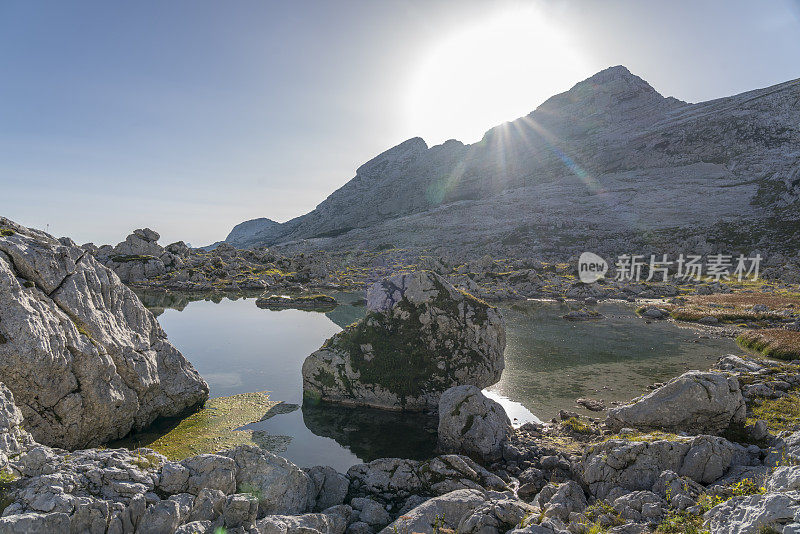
[222,66,800,259]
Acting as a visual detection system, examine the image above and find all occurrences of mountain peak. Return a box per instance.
[532,65,683,131]
[356,137,429,178]
[580,65,660,95]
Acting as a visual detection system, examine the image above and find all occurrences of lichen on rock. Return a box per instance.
[301,271,505,410]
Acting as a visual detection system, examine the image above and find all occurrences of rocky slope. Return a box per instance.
[224,66,800,259]
[0,217,209,449]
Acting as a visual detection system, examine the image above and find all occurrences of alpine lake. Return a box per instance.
[116,291,741,472]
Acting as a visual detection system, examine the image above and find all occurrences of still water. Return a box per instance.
[136,292,740,470]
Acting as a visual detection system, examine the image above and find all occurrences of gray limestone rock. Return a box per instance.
[302,271,505,410]
[0,217,208,449]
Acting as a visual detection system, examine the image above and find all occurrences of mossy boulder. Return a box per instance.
[301,271,505,411]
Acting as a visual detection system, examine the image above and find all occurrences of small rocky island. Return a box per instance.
[302,271,506,410]
[256,294,338,311]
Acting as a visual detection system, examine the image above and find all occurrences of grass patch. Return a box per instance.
[737,329,800,361]
[670,293,799,324]
[561,417,595,435]
[579,501,625,532]
[602,430,686,443]
[749,391,800,433]
[654,511,708,533]
[0,229,15,237]
[692,293,800,308]
[112,392,290,460]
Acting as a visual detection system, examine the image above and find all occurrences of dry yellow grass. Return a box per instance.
[737,329,800,361]
[670,293,800,323]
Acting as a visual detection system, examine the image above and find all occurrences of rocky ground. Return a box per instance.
[1,351,800,533]
[87,228,800,301]
[4,216,800,533]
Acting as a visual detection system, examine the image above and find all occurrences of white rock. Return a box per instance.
[378,489,486,534]
[438,385,512,462]
[223,445,314,516]
[606,371,746,435]
[0,217,208,449]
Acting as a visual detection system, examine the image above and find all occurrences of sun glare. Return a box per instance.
[407,7,589,146]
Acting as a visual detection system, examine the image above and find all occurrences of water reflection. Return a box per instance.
[132,290,740,469]
[488,300,740,421]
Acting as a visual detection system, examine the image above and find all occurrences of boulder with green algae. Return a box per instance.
[301,271,505,411]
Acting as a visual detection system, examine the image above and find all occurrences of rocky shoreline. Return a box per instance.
[2,217,800,533]
[86,229,800,302]
[1,352,799,533]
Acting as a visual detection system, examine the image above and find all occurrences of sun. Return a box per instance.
[406,6,589,145]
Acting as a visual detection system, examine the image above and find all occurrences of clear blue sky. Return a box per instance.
[2,0,799,246]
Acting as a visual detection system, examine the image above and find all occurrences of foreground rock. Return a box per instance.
[0,383,327,533]
[0,217,209,449]
[438,385,512,462]
[347,454,508,503]
[606,370,746,435]
[580,434,761,499]
[705,465,800,533]
[302,271,505,410]
[0,381,532,533]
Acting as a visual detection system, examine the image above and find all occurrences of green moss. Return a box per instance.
[112,392,287,460]
[0,229,15,237]
[312,368,338,389]
[461,414,475,436]
[66,316,99,347]
[325,276,495,407]
[749,391,800,433]
[450,394,473,417]
[0,470,18,514]
[562,417,595,435]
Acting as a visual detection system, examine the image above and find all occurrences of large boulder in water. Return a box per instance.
[605,370,746,435]
[302,271,505,410]
[0,216,209,449]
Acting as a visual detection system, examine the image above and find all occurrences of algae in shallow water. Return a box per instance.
[116,392,292,460]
